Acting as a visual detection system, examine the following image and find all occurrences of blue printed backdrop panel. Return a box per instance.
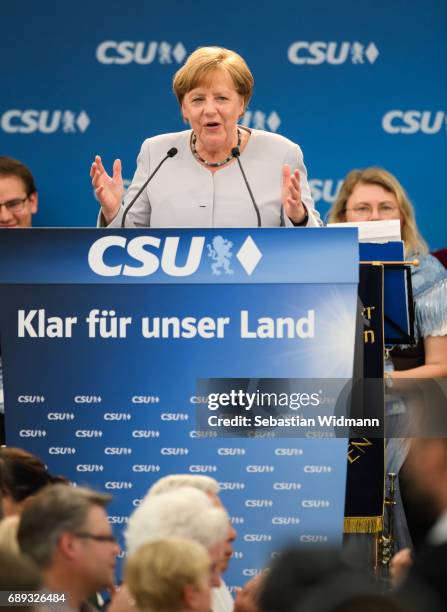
[2,1,446,245]
[0,228,358,586]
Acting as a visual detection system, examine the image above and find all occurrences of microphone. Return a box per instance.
[231,147,261,227]
[121,147,178,228]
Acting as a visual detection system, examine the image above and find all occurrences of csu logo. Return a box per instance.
[108,516,128,525]
[302,500,330,508]
[76,464,104,472]
[382,110,446,135]
[304,465,332,473]
[246,465,274,473]
[105,481,133,490]
[189,465,217,473]
[161,447,189,456]
[47,413,75,421]
[243,569,264,577]
[244,534,272,542]
[273,482,301,491]
[75,430,103,438]
[49,447,76,455]
[18,395,44,403]
[104,447,132,455]
[161,413,189,421]
[275,448,302,456]
[132,465,160,472]
[241,110,281,132]
[300,535,328,542]
[88,236,205,277]
[131,396,159,404]
[219,482,245,491]
[272,517,300,525]
[88,235,262,278]
[104,413,132,421]
[189,430,217,438]
[217,448,246,456]
[245,499,273,508]
[96,41,187,65]
[1,110,90,134]
[74,396,101,403]
[288,41,379,65]
[19,429,46,438]
[132,430,160,438]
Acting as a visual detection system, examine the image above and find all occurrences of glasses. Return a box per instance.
[345,203,399,219]
[0,196,29,214]
[73,532,118,544]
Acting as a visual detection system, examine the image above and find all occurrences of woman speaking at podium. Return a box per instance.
[91,47,321,229]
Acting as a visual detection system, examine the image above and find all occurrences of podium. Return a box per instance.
[0,227,362,587]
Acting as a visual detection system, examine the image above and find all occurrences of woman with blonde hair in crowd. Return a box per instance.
[126,538,212,612]
[328,166,446,381]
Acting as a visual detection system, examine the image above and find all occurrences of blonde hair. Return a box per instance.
[173,46,253,108]
[328,167,428,255]
[126,538,210,612]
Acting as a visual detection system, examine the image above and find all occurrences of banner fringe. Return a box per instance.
[344,516,383,533]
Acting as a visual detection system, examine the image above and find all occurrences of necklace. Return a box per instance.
[191,129,241,167]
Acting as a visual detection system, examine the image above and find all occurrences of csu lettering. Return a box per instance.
[382,110,446,135]
[96,41,186,65]
[88,236,205,277]
[1,110,90,134]
[288,41,379,65]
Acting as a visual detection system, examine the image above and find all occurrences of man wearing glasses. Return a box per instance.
[0,156,38,228]
[18,484,120,611]
[0,156,37,444]
[0,156,38,444]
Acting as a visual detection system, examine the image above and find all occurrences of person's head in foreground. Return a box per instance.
[0,447,65,517]
[328,167,428,255]
[18,484,119,609]
[126,537,212,612]
[0,156,38,228]
[147,473,236,572]
[0,548,42,612]
[126,486,228,587]
[259,547,413,612]
[173,46,253,160]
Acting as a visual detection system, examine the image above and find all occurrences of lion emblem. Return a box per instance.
[207,235,234,275]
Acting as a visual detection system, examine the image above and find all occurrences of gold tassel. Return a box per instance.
[344,516,383,534]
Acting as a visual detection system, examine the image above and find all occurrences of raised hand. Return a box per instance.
[90,155,124,223]
[282,164,306,225]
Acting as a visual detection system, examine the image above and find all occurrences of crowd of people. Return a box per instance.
[2,445,447,611]
[1,44,446,612]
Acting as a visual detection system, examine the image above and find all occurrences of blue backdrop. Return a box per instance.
[1,0,446,248]
[0,227,359,586]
